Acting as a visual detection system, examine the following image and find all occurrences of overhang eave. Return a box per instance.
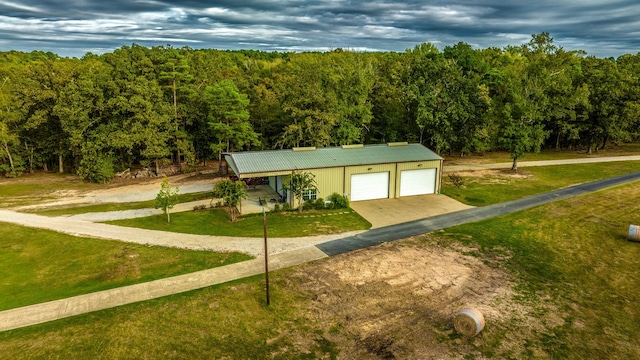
[237,170,293,179]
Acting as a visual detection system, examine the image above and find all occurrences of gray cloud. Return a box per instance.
[0,0,638,57]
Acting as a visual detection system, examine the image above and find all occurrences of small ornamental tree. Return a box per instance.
[155,177,179,222]
[283,171,317,213]
[213,179,248,221]
[448,173,464,195]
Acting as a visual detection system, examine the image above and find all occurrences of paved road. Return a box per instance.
[318,171,640,255]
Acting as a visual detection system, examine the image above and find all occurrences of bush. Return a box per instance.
[315,198,326,210]
[271,204,281,213]
[303,199,315,210]
[448,173,464,189]
[78,154,114,183]
[282,202,291,211]
[0,163,23,178]
[329,193,349,209]
[77,144,115,183]
[0,153,26,178]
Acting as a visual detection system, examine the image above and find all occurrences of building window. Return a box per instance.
[303,189,317,201]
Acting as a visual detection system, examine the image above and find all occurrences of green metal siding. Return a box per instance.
[396,160,443,194]
[344,164,397,200]
[312,167,345,200]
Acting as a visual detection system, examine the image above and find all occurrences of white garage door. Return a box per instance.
[351,172,389,201]
[400,168,437,196]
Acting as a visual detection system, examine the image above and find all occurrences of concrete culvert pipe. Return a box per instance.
[454,308,485,337]
[630,225,640,242]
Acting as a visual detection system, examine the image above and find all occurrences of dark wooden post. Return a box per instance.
[263,208,270,305]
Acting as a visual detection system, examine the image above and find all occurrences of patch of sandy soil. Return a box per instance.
[446,169,533,186]
[14,172,220,211]
[284,235,561,359]
[456,169,533,179]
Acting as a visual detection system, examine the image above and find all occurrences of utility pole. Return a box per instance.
[263,208,270,305]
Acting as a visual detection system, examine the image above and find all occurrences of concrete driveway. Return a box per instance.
[350,194,473,229]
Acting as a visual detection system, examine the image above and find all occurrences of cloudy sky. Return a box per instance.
[1,0,639,58]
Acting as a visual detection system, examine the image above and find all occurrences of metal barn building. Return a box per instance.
[224,142,444,207]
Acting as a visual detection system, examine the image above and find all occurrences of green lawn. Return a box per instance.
[2,183,639,358]
[442,160,640,206]
[0,222,252,311]
[105,208,371,237]
[435,182,640,358]
[0,276,331,359]
[0,174,97,207]
[442,142,640,164]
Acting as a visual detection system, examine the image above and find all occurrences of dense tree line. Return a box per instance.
[1,33,639,180]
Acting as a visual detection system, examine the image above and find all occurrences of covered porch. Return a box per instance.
[240,184,287,214]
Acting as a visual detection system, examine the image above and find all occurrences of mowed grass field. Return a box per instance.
[1,171,640,357]
[438,182,640,358]
[442,160,640,206]
[0,223,252,311]
[441,142,640,164]
[104,208,371,237]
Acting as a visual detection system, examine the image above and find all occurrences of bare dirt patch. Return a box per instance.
[11,171,220,211]
[286,235,559,359]
[456,169,533,179]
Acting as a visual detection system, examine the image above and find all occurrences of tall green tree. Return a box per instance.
[326,50,375,145]
[0,121,20,176]
[103,46,173,174]
[205,79,260,173]
[53,57,114,179]
[489,35,555,170]
[367,52,412,144]
[407,43,489,155]
[275,50,374,148]
[282,171,317,213]
[274,53,337,148]
[444,42,492,155]
[18,57,72,173]
[617,53,640,144]
[155,46,196,168]
[0,71,24,176]
[581,56,639,152]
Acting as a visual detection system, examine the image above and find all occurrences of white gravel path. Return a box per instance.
[0,209,363,256]
[66,200,213,221]
[443,155,640,172]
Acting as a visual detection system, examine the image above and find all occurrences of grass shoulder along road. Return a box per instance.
[104,208,372,237]
[1,181,639,358]
[442,160,640,206]
[0,222,252,311]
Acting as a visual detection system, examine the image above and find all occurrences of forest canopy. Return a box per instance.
[1,33,639,180]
